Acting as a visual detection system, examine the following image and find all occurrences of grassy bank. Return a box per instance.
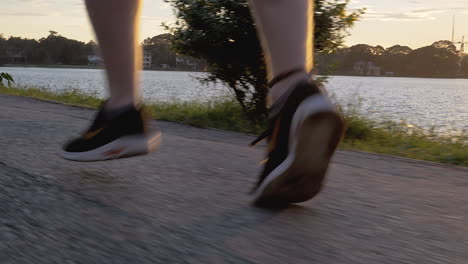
[1,85,466,167]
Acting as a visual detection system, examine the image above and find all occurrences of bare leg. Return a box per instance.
[85,0,143,111]
[249,1,344,206]
[249,0,314,104]
[61,0,161,162]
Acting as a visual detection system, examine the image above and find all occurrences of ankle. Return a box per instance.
[103,99,139,119]
[268,71,310,106]
[105,98,139,112]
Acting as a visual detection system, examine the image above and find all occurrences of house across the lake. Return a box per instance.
[143,51,152,68]
[353,61,381,76]
[87,55,102,66]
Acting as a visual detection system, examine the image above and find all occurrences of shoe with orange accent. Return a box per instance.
[251,74,344,207]
[61,103,161,162]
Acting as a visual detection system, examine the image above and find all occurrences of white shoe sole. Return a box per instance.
[61,130,162,162]
[253,95,344,205]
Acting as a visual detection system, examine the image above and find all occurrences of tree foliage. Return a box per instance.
[318,41,462,78]
[165,0,364,121]
[0,32,96,65]
[0,72,14,87]
[0,31,198,69]
[461,56,468,77]
[143,33,177,67]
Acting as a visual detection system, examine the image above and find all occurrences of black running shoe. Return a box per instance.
[61,103,161,162]
[251,74,344,207]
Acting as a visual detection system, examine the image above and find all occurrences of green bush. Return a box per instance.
[0,72,14,87]
[166,0,364,121]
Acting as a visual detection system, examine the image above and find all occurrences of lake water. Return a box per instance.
[2,67,467,133]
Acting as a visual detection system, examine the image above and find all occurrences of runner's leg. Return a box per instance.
[61,0,161,161]
[248,0,344,206]
[249,0,313,104]
[85,0,143,111]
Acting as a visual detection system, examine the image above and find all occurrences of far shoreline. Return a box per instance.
[2,64,468,80]
[0,64,205,73]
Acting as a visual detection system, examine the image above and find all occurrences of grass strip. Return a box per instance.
[1,84,466,167]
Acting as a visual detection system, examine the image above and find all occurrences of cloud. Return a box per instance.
[0,11,51,17]
[364,11,435,21]
[363,7,468,21]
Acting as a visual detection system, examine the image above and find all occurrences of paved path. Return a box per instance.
[0,94,467,264]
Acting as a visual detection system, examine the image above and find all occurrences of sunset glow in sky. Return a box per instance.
[2,0,468,49]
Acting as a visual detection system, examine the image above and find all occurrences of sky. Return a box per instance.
[1,0,468,49]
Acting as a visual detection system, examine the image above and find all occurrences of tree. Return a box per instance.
[142,33,177,67]
[0,34,6,58]
[37,31,89,64]
[380,45,413,75]
[84,40,98,54]
[314,1,365,53]
[317,41,463,77]
[166,0,364,121]
[338,44,378,74]
[404,44,459,78]
[386,45,412,55]
[460,56,468,77]
[432,40,457,52]
[0,32,99,65]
